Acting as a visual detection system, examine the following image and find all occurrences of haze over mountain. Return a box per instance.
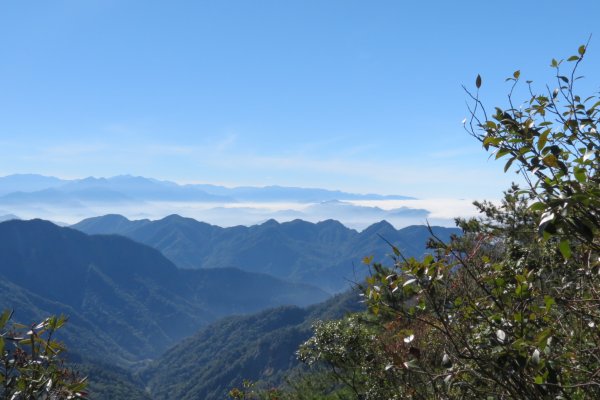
[0,174,411,202]
[0,214,19,222]
[0,174,462,398]
[73,214,461,293]
[0,174,471,229]
[0,219,328,367]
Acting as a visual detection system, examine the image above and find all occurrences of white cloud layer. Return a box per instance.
[1,198,484,231]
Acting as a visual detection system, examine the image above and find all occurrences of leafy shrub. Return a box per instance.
[297,44,600,399]
[0,310,88,399]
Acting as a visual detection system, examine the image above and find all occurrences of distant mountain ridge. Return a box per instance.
[0,174,65,195]
[0,214,19,222]
[0,174,436,229]
[73,215,461,293]
[0,174,413,203]
[0,219,328,367]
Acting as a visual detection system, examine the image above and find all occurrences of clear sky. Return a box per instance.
[1,1,598,199]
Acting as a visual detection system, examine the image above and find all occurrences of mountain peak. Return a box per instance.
[261,218,280,227]
[162,214,187,221]
[363,220,396,233]
[0,214,20,222]
[79,176,107,183]
[3,218,58,229]
[317,219,347,229]
[70,214,135,234]
[100,214,131,223]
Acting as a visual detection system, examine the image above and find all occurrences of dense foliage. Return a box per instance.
[0,310,87,399]
[71,363,151,400]
[281,45,600,399]
[141,291,362,400]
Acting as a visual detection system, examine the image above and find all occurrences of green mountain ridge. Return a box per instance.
[0,219,328,368]
[73,215,461,292]
[0,217,459,399]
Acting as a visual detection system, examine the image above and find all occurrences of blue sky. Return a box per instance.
[1,1,598,199]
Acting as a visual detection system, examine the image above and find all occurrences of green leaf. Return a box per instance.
[567,55,580,62]
[0,310,12,329]
[515,283,525,296]
[574,167,586,183]
[537,131,549,151]
[483,136,502,148]
[544,296,555,311]
[513,70,520,79]
[485,120,497,129]
[559,239,572,259]
[529,202,546,212]
[504,157,515,172]
[513,312,523,322]
[476,74,482,89]
[495,148,511,159]
[578,45,586,56]
[542,154,558,167]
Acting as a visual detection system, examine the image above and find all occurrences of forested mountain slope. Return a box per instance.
[141,290,363,400]
[73,215,460,292]
[0,219,328,367]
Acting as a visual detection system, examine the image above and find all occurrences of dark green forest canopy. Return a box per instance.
[141,291,363,400]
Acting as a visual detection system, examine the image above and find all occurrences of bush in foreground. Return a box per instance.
[260,44,600,399]
[0,310,87,399]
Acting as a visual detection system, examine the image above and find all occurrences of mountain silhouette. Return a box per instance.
[73,215,461,292]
